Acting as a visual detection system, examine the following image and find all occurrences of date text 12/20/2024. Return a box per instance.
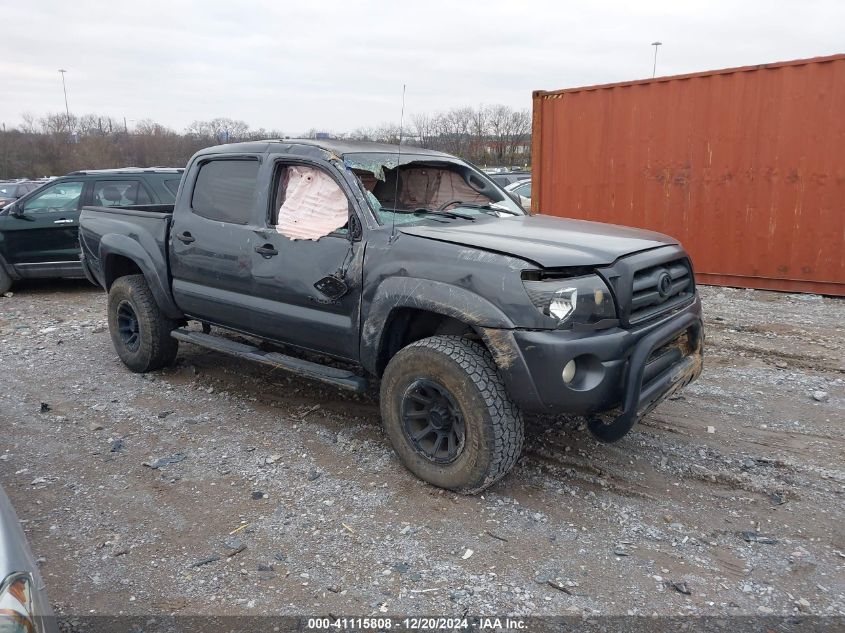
[307,617,527,630]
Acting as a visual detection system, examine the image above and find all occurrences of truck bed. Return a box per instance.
[78,204,174,300]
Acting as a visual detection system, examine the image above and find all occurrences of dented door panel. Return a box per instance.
[249,231,362,359]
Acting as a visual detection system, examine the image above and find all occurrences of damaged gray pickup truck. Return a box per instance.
[78,139,703,493]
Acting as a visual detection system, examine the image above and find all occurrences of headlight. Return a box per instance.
[524,274,616,329]
[0,573,37,633]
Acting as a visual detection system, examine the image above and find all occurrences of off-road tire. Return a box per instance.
[380,335,524,493]
[107,274,178,372]
[0,267,11,295]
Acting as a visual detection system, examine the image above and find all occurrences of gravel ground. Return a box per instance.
[0,281,843,619]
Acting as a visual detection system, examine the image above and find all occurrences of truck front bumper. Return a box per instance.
[481,294,703,442]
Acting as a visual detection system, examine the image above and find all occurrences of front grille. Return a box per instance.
[629,259,694,324]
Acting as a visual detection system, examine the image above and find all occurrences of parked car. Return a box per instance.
[505,178,531,209]
[0,168,183,294]
[79,139,703,493]
[0,485,58,633]
[0,182,42,208]
[489,171,530,187]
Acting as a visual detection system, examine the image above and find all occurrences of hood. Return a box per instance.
[399,214,677,268]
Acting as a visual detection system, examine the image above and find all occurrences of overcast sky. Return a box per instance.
[1,0,842,134]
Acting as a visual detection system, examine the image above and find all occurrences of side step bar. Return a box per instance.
[170,329,367,393]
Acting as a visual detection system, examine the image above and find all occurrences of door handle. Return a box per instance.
[53,218,74,224]
[177,232,195,244]
[254,244,278,257]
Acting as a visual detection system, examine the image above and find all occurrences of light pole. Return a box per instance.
[58,69,71,132]
[651,42,662,78]
[2,122,6,180]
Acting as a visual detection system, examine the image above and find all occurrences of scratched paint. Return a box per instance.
[532,54,845,295]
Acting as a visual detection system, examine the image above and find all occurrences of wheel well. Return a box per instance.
[376,308,476,376]
[104,255,143,289]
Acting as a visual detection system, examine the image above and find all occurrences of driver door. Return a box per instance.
[248,160,364,360]
[2,180,86,270]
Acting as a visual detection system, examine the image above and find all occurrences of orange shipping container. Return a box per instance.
[531,54,845,295]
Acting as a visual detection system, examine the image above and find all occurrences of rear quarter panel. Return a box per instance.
[79,206,181,317]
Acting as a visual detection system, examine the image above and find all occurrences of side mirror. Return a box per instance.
[10,204,25,218]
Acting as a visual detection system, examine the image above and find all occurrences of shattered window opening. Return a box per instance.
[344,152,524,226]
[352,168,383,216]
[272,164,351,241]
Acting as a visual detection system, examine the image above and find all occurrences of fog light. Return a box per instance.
[562,359,577,384]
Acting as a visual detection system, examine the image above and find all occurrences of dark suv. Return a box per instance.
[0,168,182,294]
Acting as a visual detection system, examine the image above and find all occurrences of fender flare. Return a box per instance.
[360,276,514,374]
[99,234,183,319]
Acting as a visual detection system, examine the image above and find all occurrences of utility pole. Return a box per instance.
[2,122,6,180]
[58,69,71,132]
[651,42,662,78]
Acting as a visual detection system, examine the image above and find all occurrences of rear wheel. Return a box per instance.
[107,274,178,372]
[380,335,523,493]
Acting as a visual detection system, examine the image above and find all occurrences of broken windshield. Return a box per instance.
[344,152,525,225]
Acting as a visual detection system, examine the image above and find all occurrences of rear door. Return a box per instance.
[1,179,85,269]
[169,156,262,329]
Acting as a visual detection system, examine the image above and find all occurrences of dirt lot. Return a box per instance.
[0,281,843,619]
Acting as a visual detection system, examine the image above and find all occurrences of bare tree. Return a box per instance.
[412,113,436,148]
[1,103,530,178]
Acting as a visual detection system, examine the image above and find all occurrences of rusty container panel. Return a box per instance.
[532,55,845,295]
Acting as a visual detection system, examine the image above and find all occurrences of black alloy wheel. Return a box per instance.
[401,379,466,463]
[116,300,141,352]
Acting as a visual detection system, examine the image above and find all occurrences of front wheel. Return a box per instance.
[107,274,178,372]
[380,335,524,493]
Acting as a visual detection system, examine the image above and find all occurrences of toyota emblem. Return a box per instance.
[657,271,673,298]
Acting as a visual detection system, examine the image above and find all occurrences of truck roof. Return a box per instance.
[66,167,184,175]
[196,138,452,158]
